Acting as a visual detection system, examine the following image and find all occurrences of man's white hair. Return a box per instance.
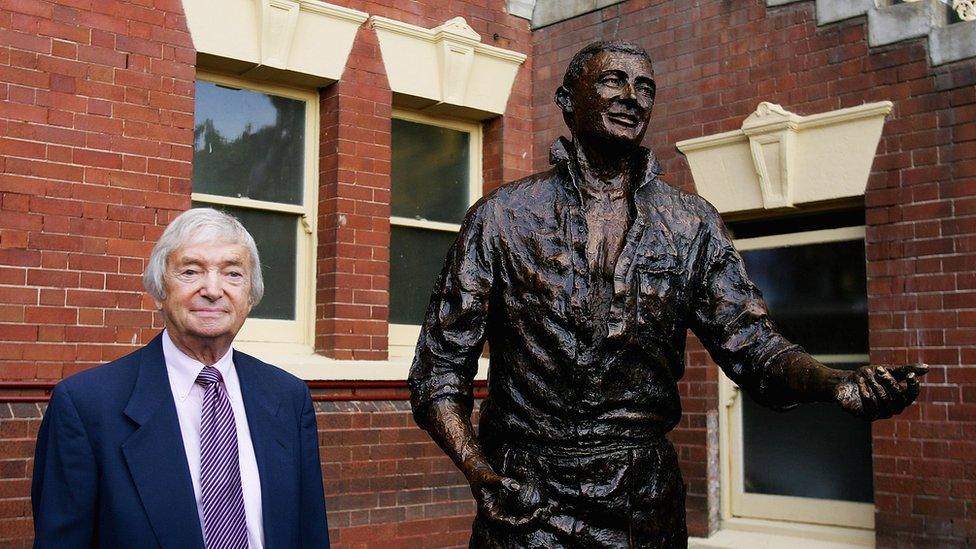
[143,208,264,305]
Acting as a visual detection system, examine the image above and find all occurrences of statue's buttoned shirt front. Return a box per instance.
[409,137,806,452]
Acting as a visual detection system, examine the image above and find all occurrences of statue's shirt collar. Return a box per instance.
[547,136,664,196]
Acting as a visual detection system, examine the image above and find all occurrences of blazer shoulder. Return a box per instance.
[233,351,307,393]
[56,345,146,401]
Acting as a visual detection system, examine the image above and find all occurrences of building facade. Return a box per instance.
[0,0,974,547]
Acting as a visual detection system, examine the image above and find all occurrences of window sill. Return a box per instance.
[233,341,489,381]
[690,519,873,548]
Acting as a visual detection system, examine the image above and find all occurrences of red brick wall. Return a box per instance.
[0,0,195,380]
[0,0,531,546]
[532,0,975,545]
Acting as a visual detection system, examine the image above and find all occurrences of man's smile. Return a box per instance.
[606,111,640,127]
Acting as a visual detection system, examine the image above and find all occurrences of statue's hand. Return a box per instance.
[467,463,550,528]
[834,363,928,420]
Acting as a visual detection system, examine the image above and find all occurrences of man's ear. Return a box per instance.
[554,85,572,114]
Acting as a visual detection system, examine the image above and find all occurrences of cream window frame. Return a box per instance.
[718,225,875,533]
[191,71,319,348]
[388,109,482,358]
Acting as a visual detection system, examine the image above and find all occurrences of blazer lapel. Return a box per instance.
[121,335,204,549]
[234,352,289,549]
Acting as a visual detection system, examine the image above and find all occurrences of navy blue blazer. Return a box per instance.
[31,334,330,548]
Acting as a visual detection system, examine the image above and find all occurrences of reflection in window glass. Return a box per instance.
[193,81,305,205]
[740,238,873,502]
[742,382,874,502]
[743,240,867,355]
[190,202,298,321]
[391,118,470,224]
[390,226,458,325]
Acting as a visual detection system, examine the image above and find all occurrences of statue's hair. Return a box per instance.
[143,207,264,305]
[562,40,654,89]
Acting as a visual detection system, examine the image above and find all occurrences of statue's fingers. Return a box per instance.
[857,376,878,420]
[903,372,921,405]
[875,367,906,413]
[889,363,929,381]
[864,370,893,419]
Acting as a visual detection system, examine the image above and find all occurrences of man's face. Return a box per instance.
[562,50,656,147]
[155,238,253,346]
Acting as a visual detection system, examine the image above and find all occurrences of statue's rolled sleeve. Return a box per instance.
[690,203,805,410]
[408,200,496,429]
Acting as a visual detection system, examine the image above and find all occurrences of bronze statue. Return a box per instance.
[408,41,926,548]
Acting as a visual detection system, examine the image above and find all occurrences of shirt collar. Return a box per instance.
[547,136,664,197]
[162,329,235,401]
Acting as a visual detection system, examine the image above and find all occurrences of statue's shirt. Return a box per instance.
[409,137,803,451]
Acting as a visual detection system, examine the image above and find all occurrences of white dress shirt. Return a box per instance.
[162,330,265,548]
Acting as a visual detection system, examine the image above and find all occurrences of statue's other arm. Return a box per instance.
[688,202,925,419]
[408,200,547,525]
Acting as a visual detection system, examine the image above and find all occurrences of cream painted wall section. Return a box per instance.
[182,0,367,85]
[676,101,893,214]
[371,16,527,119]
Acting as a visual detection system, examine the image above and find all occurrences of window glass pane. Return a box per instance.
[390,226,458,325]
[391,118,470,224]
[740,238,872,503]
[191,202,297,320]
[742,363,873,503]
[741,240,867,355]
[193,80,305,205]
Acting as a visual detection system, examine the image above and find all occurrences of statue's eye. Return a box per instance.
[601,75,622,87]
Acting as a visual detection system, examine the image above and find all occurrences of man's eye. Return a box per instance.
[181,269,198,276]
[227,271,244,279]
[601,76,622,86]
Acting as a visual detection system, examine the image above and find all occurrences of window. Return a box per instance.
[719,215,874,531]
[191,73,318,347]
[388,111,481,357]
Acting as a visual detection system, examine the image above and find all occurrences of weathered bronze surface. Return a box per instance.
[408,41,926,548]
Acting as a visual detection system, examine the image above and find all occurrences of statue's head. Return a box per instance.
[555,41,656,150]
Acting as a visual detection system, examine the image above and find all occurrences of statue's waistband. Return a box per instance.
[498,435,669,459]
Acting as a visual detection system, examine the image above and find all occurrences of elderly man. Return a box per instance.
[408,41,926,547]
[32,208,329,548]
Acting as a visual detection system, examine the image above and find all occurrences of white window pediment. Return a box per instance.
[371,16,527,120]
[677,101,893,215]
[182,0,368,86]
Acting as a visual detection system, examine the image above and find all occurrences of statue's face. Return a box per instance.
[563,50,656,147]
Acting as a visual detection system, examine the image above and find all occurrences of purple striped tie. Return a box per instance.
[196,366,248,549]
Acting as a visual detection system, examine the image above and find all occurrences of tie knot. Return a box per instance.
[195,366,223,387]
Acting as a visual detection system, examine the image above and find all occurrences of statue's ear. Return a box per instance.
[555,85,572,114]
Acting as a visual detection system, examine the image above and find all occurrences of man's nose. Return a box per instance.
[199,270,223,300]
[619,80,635,100]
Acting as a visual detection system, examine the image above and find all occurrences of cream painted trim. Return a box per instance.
[733,226,866,251]
[717,226,874,531]
[811,354,870,364]
[390,216,462,232]
[193,72,318,347]
[371,16,527,118]
[191,193,307,215]
[234,339,490,380]
[676,101,893,214]
[718,378,876,531]
[690,519,874,548]
[388,323,422,358]
[388,110,482,353]
[182,0,367,85]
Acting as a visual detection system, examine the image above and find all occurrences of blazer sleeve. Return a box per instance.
[298,384,330,548]
[31,383,98,548]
